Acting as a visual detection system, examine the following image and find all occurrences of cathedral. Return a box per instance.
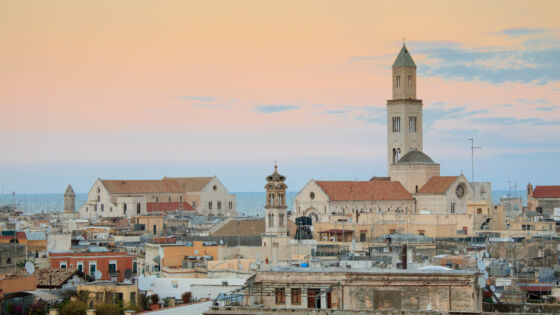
[293,44,492,223]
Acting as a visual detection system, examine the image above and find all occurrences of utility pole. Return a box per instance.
[468,138,482,183]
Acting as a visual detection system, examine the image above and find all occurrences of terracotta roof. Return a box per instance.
[101,180,184,194]
[162,177,212,192]
[533,186,560,199]
[36,268,79,288]
[210,218,265,237]
[315,181,413,201]
[418,176,459,194]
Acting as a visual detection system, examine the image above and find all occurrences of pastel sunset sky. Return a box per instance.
[1,1,559,193]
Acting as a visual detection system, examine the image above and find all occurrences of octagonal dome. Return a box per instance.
[397,150,436,165]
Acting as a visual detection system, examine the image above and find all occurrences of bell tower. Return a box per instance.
[264,164,288,238]
[64,184,76,213]
[387,43,424,173]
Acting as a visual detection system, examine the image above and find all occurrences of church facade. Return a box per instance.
[294,44,491,222]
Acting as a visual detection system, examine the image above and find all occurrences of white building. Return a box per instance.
[79,176,236,219]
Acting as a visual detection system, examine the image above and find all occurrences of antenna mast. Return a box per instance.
[468,138,482,182]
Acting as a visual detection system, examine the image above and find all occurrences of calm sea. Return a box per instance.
[0,190,525,217]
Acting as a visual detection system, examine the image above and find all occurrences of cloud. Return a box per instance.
[494,27,555,38]
[534,106,558,111]
[417,42,560,84]
[191,104,230,109]
[181,96,216,101]
[324,110,348,115]
[254,105,299,114]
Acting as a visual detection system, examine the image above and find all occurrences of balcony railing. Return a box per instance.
[108,270,119,277]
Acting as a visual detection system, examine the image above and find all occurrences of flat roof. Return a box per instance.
[266,266,475,275]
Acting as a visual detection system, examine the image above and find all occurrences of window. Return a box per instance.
[89,262,97,275]
[60,262,67,269]
[137,203,141,214]
[192,201,196,208]
[156,196,159,203]
[168,196,171,202]
[269,213,274,227]
[123,203,127,212]
[229,201,233,209]
[217,201,222,210]
[180,196,183,202]
[360,231,366,242]
[275,288,285,304]
[418,230,425,236]
[209,201,212,210]
[409,116,417,132]
[291,288,301,305]
[108,261,117,275]
[392,117,401,132]
[408,74,412,87]
[396,75,401,88]
[279,214,284,227]
[450,201,456,214]
[477,208,482,214]
[101,204,104,211]
[94,204,97,211]
[133,261,137,274]
[77,262,84,272]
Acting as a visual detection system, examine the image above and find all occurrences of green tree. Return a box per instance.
[61,301,87,315]
[181,291,192,304]
[95,303,121,315]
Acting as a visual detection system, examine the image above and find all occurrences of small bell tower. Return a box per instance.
[264,164,288,237]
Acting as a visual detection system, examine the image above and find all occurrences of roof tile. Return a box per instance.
[315,181,413,201]
[418,176,459,194]
[533,186,560,199]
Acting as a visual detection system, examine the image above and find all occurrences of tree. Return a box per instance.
[181,291,192,304]
[60,301,87,315]
[150,294,159,305]
[95,303,120,315]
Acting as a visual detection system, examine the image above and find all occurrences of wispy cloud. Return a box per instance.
[493,27,556,38]
[254,105,299,114]
[534,106,558,111]
[181,96,216,101]
[191,104,230,109]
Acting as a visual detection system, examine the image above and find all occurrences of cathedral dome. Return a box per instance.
[397,150,436,165]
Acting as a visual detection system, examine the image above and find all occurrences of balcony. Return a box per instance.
[108,270,119,277]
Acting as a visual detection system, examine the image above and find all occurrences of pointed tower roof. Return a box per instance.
[64,184,75,196]
[392,44,416,68]
[266,164,286,182]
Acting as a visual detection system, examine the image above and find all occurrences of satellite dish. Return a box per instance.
[477,276,486,288]
[94,270,102,280]
[124,269,133,279]
[194,249,199,255]
[477,260,486,271]
[24,262,35,274]
[238,263,243,270]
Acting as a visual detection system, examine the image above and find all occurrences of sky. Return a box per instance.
[1,1,559,193]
